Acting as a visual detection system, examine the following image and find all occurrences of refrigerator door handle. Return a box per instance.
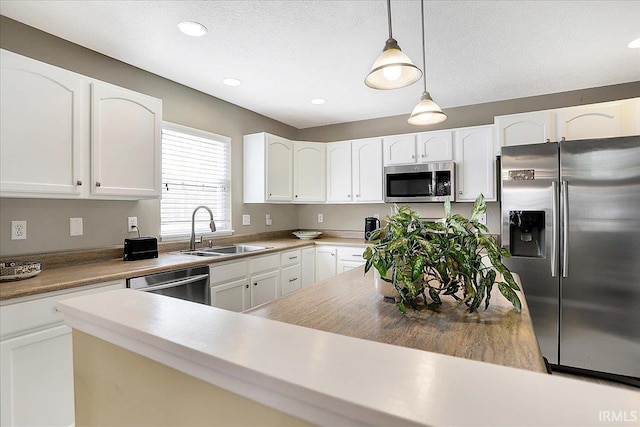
[551,181,558,277]
[561,180,569,278]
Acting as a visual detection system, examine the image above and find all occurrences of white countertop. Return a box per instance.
[58,289,639,427]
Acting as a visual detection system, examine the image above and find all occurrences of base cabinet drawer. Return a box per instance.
[281,264,301,296]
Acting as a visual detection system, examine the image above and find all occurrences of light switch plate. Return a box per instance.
[265,214,272,226]
[70,218,83,236]
[317,214,324,223]
[11,220,26,240]
[477,213,487,226]
[242,214,251,226]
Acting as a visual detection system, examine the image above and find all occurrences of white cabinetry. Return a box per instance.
[383,134,416,165]
[250,254,280,307]
[90,81,162,198]
[210,260,250,312]
[454,125,495,202]
[0,280,124,427]
[0,49,162,200]
[383,131,452,165]
[294,142,325,202]
[316,245,367,281]
[243,132,294,203]
[280,249,302,296]
[0,49,85,197]
[327,139,383,203]
[495,98,640,151]
[301,247,316,287]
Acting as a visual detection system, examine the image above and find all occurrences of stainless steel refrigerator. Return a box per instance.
[501,136,640,379]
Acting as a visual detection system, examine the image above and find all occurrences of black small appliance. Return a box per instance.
[364,217,380,240]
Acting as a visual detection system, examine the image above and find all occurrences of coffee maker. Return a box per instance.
[364,217,380,240]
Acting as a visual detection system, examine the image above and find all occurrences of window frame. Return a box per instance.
[160,121,233,241]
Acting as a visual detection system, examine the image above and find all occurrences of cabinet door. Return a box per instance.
[383,135,416,165]
[280,264,302,296]
[210,279,250,312]
[91,81,162,198]
[1,325,74,427]
[294,142,325,202]
[326,142,353,202]
[266,136,293,201]
[454,126,495,202]
[250,270,279,307]
[316,247,337,281]
[352,138,383,203]
[556,102,623,141]
[0,50,85,196]
[301,247,316,287]
[495,111,554,149]
[416,130,453,162]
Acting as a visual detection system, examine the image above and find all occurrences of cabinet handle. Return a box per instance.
[295,195,298,198]
[289,277,298,282]
[76,180,83,186]
[331,253,335,257]
[546,139,551,143]
[411,154,415,159]
[421,154,426,158]
[459,190,462,195]
[347,194,351,198]
[96,181,102,187]
[356,194,360,197]
[289,256,298,260]
[253,282,257,286]
[269,192,272,196]
[245,284,249,289]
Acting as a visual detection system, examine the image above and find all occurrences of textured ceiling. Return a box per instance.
[1,0,639,129]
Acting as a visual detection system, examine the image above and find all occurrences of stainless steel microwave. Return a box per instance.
[384,162,455,203]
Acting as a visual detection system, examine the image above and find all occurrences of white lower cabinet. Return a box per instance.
[210,278,250,312]
[316,246,337,281]
[0,280,124,427]
[250,270,279,307]
[301,247,316,287]
[316,245,367,281]
[281,264,302,296]
[336,247,367,273]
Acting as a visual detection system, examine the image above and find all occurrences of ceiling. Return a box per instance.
[1,1,638,129]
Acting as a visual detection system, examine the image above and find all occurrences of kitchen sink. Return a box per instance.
[175,244,270,257]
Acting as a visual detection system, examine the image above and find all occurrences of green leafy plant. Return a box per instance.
[363,194,521,314]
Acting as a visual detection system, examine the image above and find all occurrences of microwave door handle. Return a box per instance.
[137,274,210,292]
[551,181,558,278]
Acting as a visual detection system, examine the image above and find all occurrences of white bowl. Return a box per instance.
[293,231,323,240]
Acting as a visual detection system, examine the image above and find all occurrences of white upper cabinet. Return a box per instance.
[91,82,162,198]
[495,98,639,153]
[0,49,85,197]
[495,110,555,150]
[352,138,383,203]
[454,125,495,202]
[0,49,163,200]
[383,134,416,165]
[243,133,294,203]
[326,138,383,203]
[326,142,353,203]
[294,142,325,202]
[416,130,453,162]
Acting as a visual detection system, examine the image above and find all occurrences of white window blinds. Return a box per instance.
[161,122,232,238]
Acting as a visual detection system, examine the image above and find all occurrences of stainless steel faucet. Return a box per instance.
[190,206,216,251]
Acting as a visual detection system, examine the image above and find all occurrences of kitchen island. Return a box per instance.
[247,267,546,373]
[56,268,639,426]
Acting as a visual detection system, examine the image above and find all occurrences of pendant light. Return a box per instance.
[408,0,446,126]
[365,0,422,90]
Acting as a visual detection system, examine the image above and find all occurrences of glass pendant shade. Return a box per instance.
[408,91,447,126]
[365,38,422,90]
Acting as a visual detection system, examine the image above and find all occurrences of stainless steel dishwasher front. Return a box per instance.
[127,265,210,305]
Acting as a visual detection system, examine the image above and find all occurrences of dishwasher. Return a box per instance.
[127,266,210,305]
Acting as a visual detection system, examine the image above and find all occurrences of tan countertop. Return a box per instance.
[0,236,371,301]
[247,266,547,373]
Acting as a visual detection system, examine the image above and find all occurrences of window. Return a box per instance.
[161,122,232,239]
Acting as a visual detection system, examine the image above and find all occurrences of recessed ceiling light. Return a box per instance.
[222,78,242,87]
[178,21,208,37]
[311,98,326,105]
[628,37,640,48]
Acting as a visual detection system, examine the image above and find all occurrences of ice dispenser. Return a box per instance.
[509,211,545,258]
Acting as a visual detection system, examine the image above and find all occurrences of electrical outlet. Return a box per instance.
[11,220,26,240]
[477,213,487,226]
[373,213,380,220]
[128,216,138,232]
[265,214,272,226]
[70,218,83,236]
[242,214,251,226]
[317,213,324,223]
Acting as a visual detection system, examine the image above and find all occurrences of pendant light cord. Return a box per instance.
[421,0,427,93]
[387,0,393,39]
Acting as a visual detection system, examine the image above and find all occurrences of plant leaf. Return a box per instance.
[498,283,522,312]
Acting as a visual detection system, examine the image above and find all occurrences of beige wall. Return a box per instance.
[1,16,639,256]
[72,330,311,426]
